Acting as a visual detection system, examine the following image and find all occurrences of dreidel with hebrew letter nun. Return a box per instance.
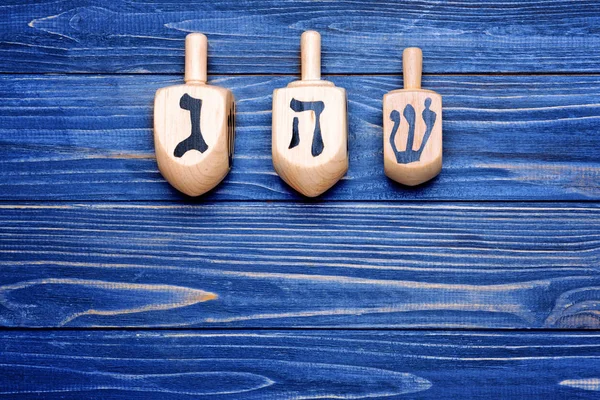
[383,47,442,186]
[272,31,348,197]
[154,33,235,196]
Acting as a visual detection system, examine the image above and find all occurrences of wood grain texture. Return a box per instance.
[383,48,443,186]
[271,30,349,197]
[154,82,234,196]
[2,1,600,73]
[1,74,599,200]
[272,78,348,197]
[1,202,599,328]
[2,0,599,395]
[1,330,600,399]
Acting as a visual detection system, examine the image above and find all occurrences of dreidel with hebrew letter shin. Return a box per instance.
[272,31,348,197]
[383,48,442,186]
[154,33,235,196]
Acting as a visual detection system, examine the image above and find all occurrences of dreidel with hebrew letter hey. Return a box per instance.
[383,48,442,186]
[272,31,348,197]
[154,33,235,196]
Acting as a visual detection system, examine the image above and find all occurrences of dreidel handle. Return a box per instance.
[301,31,321,81]
[185,33,207,84]
[403,47,422,90]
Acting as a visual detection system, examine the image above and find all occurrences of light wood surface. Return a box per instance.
[384,47,442,186]
[184,33,207,84]
[301,30,321,81]
[272,31,348,197]
[154,33,235,196]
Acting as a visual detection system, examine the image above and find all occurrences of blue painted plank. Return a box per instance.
[1,330,600,399]
[1,74,599,200]
[1,1,600,73]
[1,202,599,328]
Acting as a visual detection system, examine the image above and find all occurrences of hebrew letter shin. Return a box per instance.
[390,104,418,164]
[390,99,437,164]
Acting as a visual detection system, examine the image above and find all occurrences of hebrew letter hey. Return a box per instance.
[289,98,325,157]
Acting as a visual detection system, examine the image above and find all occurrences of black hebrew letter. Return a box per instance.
[402,104,417,161]
[389,109,403,161]
[289,98,325,157]
[174,93,208,157]
[389,98,436,164]
[419,98,437,155]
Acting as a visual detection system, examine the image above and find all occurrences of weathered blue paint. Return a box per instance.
[1,1,599,396]
[0,202,598,329]
[1,330,600,399]
[1,1,600,73]
[0,74,599,200]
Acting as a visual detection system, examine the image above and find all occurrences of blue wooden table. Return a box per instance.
[1,1,600,398]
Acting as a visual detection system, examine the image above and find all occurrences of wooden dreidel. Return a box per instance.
[383,48,442,186]
[154,33,235,196]
[272,31,348,197]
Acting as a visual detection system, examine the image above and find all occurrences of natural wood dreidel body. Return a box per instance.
[383,48,442,186]
[154,33,235,196]
[272,31,348,197]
